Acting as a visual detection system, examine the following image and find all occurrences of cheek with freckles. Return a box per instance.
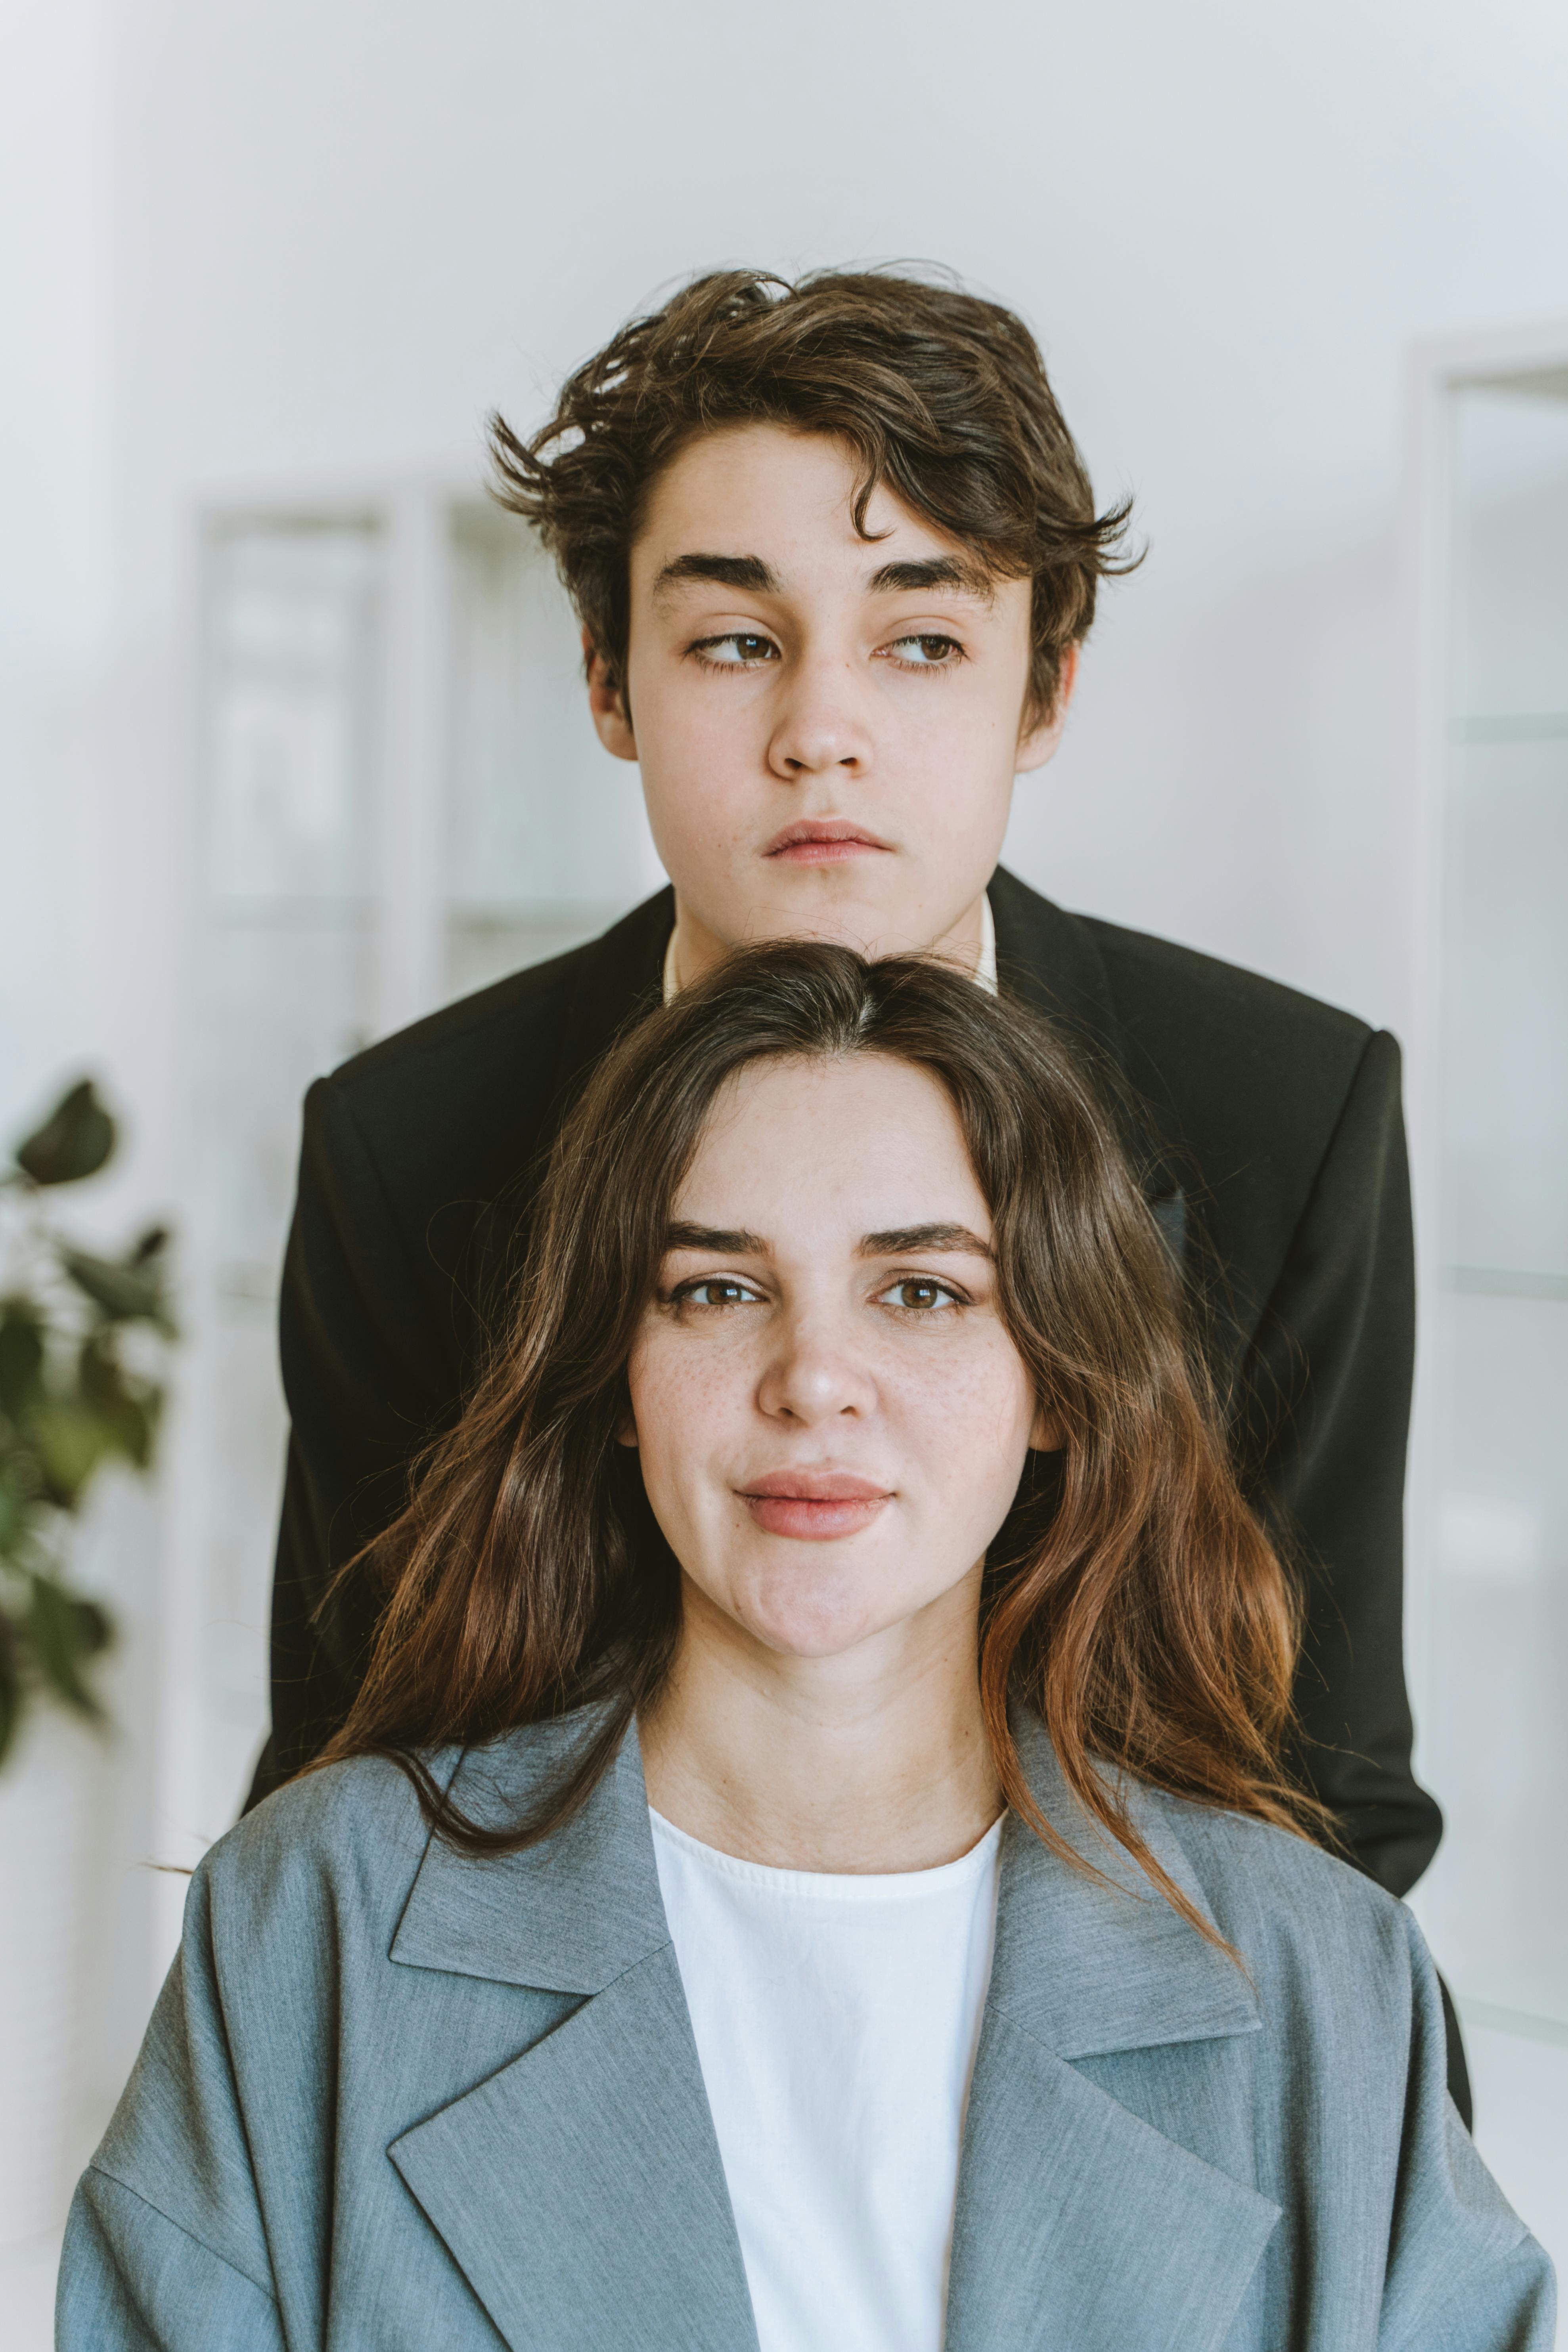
[884,1343,1038,1566]
[624,1315,1038,1657]
[623,1325,757,1554]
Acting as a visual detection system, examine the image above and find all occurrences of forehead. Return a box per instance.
[633,421,984,586]
[675,1052,988,1232]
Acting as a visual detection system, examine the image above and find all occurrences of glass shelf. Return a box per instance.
[1442,730,1567,1275]
[1450,713,1568,745]
[1455,1998,1568,2055]
[1447,1268,1568,1302]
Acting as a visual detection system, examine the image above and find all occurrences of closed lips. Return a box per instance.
[764,823,893,862]
[739,1471,893,1540]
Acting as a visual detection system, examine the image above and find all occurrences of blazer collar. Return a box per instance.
[989,865,1186,1252]
[987,1709,1259,2057]
[389,1707,1253,2049]
[389,1712,669,1993]
[552,870,1181,1226]
[551,884,672,1111]
[388,1718,759,2350]
[944,1713,1277,2352]
[988,864,1124,1060]
[559,870,1113,1074]
[387,1713,1275,2352]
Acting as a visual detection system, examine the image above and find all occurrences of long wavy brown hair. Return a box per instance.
[319,944,1320,1940]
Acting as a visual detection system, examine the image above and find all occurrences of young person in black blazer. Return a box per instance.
[249,266,1466,2112]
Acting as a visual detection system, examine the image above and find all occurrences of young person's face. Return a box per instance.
[589,425,1075,977]
[623,1051,1049,1668]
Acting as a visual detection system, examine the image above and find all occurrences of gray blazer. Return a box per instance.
[59,1713,1553,2351]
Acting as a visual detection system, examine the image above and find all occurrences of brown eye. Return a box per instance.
[676,1277,761,1307]
[695,633,779,667]
[886,634,963,669]
[877,1276,959,1312]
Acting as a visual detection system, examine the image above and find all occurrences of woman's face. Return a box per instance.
[624,1052,1047,1663]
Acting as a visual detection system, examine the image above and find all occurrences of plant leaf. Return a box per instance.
[0,1617,19,1767]
[0,1465,27,1557]
[77,1336,159,1469]
[30,1400,114,1508]
[0,1300,45,1422]
[14,1080,115,1187]
[59,1247,176,1337]
[24,1571,111,1717]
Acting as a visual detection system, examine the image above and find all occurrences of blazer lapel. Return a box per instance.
[945,1720,1280,2352]
[552,887,673,1109]
[385,1722,758,2352]
[989,867,1187,1264]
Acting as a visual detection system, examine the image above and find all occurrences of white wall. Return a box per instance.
[0,0,111,1129]
[0,0,169,2239]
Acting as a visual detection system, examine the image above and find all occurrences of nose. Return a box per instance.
[756,1304,877,1427]
[766,647,873,781]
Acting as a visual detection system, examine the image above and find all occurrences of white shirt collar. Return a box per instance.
[662,892,997,1005]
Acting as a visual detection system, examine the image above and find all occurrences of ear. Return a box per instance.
[585,626,638,762]
[1014,640,1079,776]
[616,1406,639,1450]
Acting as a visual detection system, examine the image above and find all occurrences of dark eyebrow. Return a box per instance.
[650,553,780,605]
[859,1223,994,1258]
[664,1221,770,1255]
[865,556,995,603]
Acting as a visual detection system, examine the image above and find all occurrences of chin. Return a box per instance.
[735,1581,906,1661]
[751,867,900,925]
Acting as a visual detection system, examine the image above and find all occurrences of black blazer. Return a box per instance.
[252,868,1442,1902]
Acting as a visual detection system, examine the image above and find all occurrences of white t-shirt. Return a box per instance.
[649,1808,1003,2352]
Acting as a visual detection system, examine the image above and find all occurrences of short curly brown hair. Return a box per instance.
[489,267,1135,723]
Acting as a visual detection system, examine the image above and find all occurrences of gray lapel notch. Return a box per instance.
[387,1721,759,2351]
[388,1720,671,1995]
[946,1718,1278,2352]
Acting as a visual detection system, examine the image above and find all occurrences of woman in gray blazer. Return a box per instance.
[60,945,1553,2352]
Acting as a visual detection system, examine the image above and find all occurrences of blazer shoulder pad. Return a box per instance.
[1084,916,1371,1060]
[1152,1792,1415,1994]
[326,948,586,1129]
[1076,915,1390,1182]
[203,1750,456,1944]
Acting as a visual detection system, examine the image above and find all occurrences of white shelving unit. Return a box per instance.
[153,479,664,1887]
[1403,325,1568,2085]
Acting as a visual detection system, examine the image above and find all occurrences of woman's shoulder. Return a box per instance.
[1148,1788,1424,2004]
[200,1713,611,1926]
[190,1749,454,1953]
[230,1743,450,1856]
[193,1726,537,1946]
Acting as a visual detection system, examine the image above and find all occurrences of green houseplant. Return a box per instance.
[0,1078,175,1764]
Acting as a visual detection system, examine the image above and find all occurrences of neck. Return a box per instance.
[668,889,990,993]
[638,1567,1001,1873]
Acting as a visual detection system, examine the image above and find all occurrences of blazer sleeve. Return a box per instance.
[56,2176,284,2352]
[251,1074,458,1803]
[56,1875,285,2352]
[1233,1029,1443,1898]
[1379,1915,1555,2350]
